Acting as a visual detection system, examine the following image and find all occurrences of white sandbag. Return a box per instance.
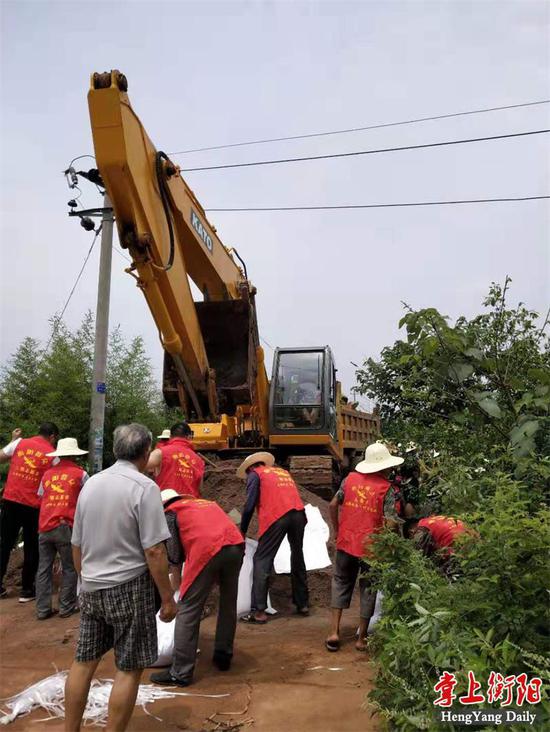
[273,504,331,574]
[151,588,179,668]
[369,591,383,633]
[356,591,383,637]
[238,538,275,617]
[152,596,178,667]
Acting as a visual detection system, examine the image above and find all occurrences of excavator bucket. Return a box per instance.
[163,299,257,416]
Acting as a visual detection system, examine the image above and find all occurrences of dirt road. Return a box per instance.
[0,596,379,731]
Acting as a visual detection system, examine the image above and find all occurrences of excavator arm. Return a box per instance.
[87,70,268,429]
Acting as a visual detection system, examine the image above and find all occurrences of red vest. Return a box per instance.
[419,516,467,553]
[168,498,244,599]
[155,438,205,497]
[38,459,85,533]
[337,472,389,558]
[3,436,54,508]
[254,465,305,538]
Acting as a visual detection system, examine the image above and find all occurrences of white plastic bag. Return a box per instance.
[0,671,229,726]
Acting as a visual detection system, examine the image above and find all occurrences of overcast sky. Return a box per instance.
[1,0,549,408]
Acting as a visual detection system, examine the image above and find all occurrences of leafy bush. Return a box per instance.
[356,281,549,729]
[368,478,549,729]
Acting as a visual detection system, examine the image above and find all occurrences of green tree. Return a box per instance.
[357,279,550,471]
[104,326,180,462]
[0,313,178,475]
[34,313,95,451]
[0,337,45,437]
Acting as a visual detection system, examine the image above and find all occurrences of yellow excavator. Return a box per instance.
[86,70,378,496]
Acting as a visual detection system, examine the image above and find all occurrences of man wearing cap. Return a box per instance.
[326,442,404,653]
[151,489,245,687]
[0,422,59,602]
[147,422,205,498]
[237,452,308,624]
[35,437,89,620]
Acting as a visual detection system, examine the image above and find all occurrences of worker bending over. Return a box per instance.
[36,437,89,620]
[147,422,205,497]
[405,514,471,575]
[326,442,404,653]
[151,490,245,687]
[237,452,309,624]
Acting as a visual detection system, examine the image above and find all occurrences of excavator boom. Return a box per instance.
[88,70,266,424]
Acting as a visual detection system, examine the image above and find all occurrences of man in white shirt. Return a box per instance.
[64,423,177,732]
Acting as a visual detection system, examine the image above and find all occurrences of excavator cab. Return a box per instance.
[269,346,338,438]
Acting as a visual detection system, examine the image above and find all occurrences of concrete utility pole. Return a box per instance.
[89,193,114,474]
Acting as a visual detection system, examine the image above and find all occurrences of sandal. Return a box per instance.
[240,613,267,625]
[325,638,340,652]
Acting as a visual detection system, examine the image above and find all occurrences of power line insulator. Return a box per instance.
[68,199,78,208]
[77,168,105,187]
[64,166,79,189]
[80,217,96,232]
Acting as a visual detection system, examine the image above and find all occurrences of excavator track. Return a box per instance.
[288,455,336,501]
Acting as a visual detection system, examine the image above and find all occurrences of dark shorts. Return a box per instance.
[331,549,377,620]
[76,571,157,671]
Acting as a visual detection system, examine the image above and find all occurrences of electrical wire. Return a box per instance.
[67,154,96,168]
[206,195,549,212]
[114,247,132,264]
[44,226,102,352]
[169,99,550,156]
[72,185,84,208]
[182,129,550,172]
[260,336,275,352]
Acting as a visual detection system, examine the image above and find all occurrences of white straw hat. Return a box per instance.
[236,452,275,479]
[157,429,171,440]
[46,437,88,458]
[160,489,180,505]
[355,442,403,474]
